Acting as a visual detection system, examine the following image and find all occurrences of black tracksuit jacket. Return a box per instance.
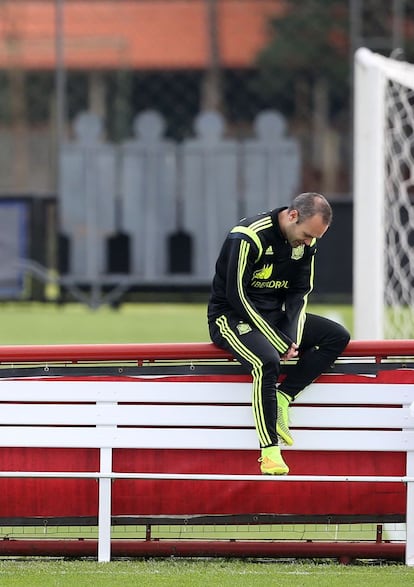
[207,207,316,354]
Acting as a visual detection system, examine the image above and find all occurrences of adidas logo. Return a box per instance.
[265,246,273,255]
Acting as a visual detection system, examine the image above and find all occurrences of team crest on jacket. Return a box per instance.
[291,245,304,260]
[237,322,252,335]
[253,264,273,279]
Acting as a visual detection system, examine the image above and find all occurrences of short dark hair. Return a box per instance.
[288,192,332,226]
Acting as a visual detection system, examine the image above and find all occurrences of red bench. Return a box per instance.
[0,340,412,563]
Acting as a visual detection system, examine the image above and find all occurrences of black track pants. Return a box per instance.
[209,313,350,447]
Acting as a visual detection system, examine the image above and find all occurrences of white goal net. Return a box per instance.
[353,47,414,339]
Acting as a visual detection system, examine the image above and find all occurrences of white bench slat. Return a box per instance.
[291,406,412,429]
[0,471,409,483]
[0,426,412,451]
[0,404,411,429]
[0,404,251,427]
[1,381,414,405]
[300,383,414,405]
[0,380,252,403]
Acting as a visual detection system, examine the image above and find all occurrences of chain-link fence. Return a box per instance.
[0,0,413,302]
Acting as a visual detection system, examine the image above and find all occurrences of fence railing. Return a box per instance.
[0,339,412,364]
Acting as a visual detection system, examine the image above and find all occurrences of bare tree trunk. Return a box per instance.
[9,65,29,194]
[312,78,339,193]
[1,0,29,193]
[294,77,311,124]
[201,0,223,112]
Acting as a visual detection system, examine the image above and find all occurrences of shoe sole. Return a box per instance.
[261,468,289,475]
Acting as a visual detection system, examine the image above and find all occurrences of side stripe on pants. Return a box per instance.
[215,315,272,447]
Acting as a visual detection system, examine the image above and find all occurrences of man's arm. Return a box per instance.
[284,244,316,345]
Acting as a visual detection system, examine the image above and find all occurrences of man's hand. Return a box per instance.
[281,342,299,361]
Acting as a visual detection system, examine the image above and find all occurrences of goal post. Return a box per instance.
[353,47,414,339]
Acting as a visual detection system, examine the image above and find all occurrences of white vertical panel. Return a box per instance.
[242,111,300,217]
[97,396,115,563]
[353,48,386,339]
[405,450,414,565]
[59,112,117,279]
[119,110,177,278]
[182,111,239,279]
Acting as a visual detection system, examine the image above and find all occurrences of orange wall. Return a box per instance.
[0,0,283,70]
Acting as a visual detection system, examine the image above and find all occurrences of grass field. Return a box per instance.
[0,559,412,586]
[0,302,353,344]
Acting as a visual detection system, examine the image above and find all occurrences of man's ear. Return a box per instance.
[288,209,298,222]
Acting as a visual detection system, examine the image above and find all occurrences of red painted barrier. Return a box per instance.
[0,339,412,363]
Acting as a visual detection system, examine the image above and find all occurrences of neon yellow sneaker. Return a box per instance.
[258,446,289,475]
[276,390,294,446]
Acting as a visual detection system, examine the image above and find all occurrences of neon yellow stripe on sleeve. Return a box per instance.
[296,253,315,344]
[230,226,263,261]
[236,240,288,354]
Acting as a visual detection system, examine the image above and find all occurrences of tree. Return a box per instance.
[255,0,351,192]
[255,0,350,123]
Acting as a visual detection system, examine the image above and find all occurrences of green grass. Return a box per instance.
[0,560,412,586]
[0,302,353,345]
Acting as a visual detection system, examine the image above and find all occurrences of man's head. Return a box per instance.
[282,192,332,248]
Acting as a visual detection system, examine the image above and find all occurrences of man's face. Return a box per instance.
[284,210,329,248]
